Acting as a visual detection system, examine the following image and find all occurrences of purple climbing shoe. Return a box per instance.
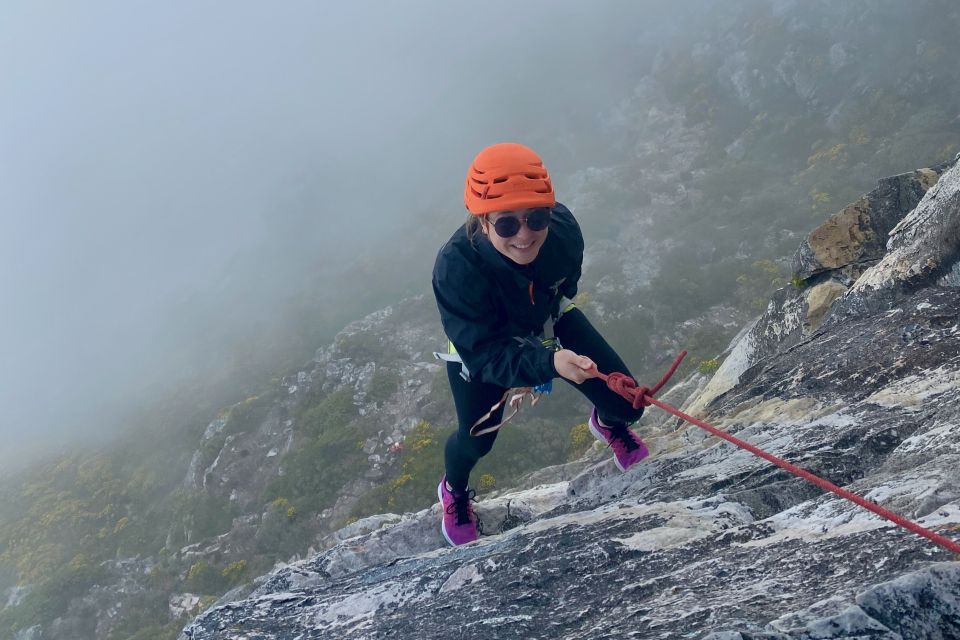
[438,476,479,546]
[589,407,649,471]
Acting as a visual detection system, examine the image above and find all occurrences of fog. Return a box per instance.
[1,1,676,469]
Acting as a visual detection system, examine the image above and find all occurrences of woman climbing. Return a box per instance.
[432,142,649,546]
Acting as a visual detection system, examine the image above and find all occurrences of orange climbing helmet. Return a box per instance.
[464,142,555,215]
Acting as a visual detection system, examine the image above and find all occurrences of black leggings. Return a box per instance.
[443,307,642,491]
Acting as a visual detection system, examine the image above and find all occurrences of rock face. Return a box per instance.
[836,157,960,319]
[683,157,957,419]
[792,164,949,281]
[180,167,960,638]
[170,295,447,556]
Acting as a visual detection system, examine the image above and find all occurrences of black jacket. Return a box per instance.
[432,203,584,388]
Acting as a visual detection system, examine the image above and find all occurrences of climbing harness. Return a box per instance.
[433,299,575,437]
[433,340,473,382]
[435,336,559,437]
[590,351,960,556]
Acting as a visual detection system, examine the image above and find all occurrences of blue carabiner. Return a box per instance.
[533,380,553,395]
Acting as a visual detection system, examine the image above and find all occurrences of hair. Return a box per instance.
[465,214,486,247]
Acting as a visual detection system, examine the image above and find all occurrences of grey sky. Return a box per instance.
[1,1,665,467]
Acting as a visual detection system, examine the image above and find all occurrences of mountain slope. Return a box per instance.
[180,162,960,639]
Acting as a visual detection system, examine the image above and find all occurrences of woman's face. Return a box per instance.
[481,208,550,265]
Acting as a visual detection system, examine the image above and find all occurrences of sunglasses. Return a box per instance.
[487,208,551,238]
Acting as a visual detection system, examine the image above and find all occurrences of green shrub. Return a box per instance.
[367,367,400,405]
[350,420,446,517]
[477,474,497,491]
[104,591,171,640]
[735,259,787,311]
[221,559,248,585]
[698,359,721,374]
[184,559,228,594]
[298,388,357,439]
[171,491,237,541]
[255,497,314,557]
[224,391,276,435]
[567,423,593,461]
[264,388,364,516]
[264,390,363,516]
[0,554,108,633]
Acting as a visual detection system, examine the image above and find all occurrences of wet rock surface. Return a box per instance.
[180,148,960,640]
[181,286,960,637]
[182,119,960,640]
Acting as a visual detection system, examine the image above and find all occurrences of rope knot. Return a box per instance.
[633,386,651,409]
[605,372,652,408]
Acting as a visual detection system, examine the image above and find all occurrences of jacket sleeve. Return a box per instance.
[560,259,581,300]
[433,269,556,388]
[557,205,583,301]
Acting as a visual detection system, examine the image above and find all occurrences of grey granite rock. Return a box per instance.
[178,151,960,639]
[831,159,960,322]
[682,155,960,422]
[180,279,960,638]
[792,163,950,281]
[171,146,960,639]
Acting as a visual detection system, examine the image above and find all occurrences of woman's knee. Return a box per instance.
[446,429,497,462]
[467,431,497,458]
[623,404,645,425]
[600,403,644,428]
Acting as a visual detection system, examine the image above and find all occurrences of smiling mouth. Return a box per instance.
[512,242,534,250]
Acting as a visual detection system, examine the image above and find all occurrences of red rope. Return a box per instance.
[588,350,960,556]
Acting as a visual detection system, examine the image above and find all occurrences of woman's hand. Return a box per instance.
[553,349,596,384]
